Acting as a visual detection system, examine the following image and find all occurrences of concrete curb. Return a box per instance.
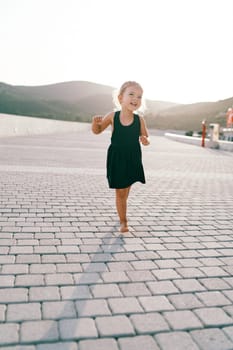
[0,113,90,137]
[165,132,233,152]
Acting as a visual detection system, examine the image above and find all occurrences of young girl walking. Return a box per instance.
[92,81,150,233]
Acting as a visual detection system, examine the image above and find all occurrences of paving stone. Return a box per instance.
[139,296,174,312]
[168,293,203,309]
[0,304,6,322]
[195,291,232,307]
[89,253,115,262]
[75,299,111,317]
[155,259,181,269]
[0,275,15,287]
[119,282,151,297]
[173,278,206,292]
[73,273,102,284]
[223,326,233,342]
[0,255,15,264]
[101,271,129,283]
[29,286,60,301]
[42,301,76,319]
[45,273,74,285]
[56,264,82,273]
[7,303,41,322]
[37,342,78,350]
[79,338,118,350]
[194,307,233,327]
[222,290,233,303]
[130,312,170,333]
[1,264,29,274]
[30,264,56,274]
[134,251,159,260]
[152,269,181,280]
[42,255,66,263]
[223,306,233,318]
[118,335,160,350]
[147,280,179,295]
[15,274,44,287]
[130,260,157,270]
[95,315,135,337]
[0,323,19,345]
[81,262,107,272]
[107,261,133,271]
[0,346,35,350]
[199,266,229,277]
[199,277,232,290]
[20,320,59,343]
[59,318,98,340]
[126,270,155,282]
[90,284,122,298]
[60,286,91,300]
[112,252,136,261]
[163,310,203,330]
[176,267,205,278]
[191,328,233,350]
[108,297,143,314]
[155,331,199,350]
[0,288,28,303]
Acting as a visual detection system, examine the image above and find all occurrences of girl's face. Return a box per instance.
[118,85,143,111]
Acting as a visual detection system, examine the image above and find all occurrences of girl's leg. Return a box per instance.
[115,187,131,232]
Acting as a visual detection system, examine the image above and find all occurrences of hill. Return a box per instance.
[0,81,115,122]
[147,97,233,131]
[0,81,232,130]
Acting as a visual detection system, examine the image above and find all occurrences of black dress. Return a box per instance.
[107,111,146,189]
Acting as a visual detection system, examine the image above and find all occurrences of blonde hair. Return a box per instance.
[113,81,146,114]
[119,81,143,96]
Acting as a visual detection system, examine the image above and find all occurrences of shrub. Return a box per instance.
[185,130,193,136]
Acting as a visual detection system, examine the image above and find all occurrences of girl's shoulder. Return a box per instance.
[105,111,115,121]
[100,111,115,130]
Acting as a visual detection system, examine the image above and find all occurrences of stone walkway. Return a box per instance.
[0,129,233,350]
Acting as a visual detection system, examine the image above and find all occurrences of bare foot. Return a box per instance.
[120,221,129,233]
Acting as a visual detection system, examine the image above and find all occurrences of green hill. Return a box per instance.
[0,81,232,130]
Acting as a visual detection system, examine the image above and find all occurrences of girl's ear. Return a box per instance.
[118,94,122,104]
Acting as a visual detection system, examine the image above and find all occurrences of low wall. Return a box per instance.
[0,113,90,137]
[165,133,233,152]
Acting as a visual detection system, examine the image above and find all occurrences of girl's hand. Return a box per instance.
[92,115,104,134]
[92,112,113,135]
[93,115,103,125]
[140,135,150,146]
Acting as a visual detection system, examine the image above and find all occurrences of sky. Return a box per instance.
[0,0,233,104]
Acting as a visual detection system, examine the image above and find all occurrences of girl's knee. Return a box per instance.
[116,188,128,199]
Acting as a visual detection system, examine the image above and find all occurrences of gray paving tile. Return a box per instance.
[95,315,135,337]
[79,338,118,350]
[7,303,41,322]
[118,335,160,350]
[0,323,19,345]
[20,320,59,343]
[59,318,98,340]
[191,328,233,350]
[37,343,78,350]
[155,331,199,350]
[130,312,170,333]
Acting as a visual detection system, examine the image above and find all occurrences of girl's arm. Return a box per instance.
[139,115,150,145]
[91,111,114,134]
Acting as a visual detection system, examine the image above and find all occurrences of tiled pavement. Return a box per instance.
[0,128,233,350]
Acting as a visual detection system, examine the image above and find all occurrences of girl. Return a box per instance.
[92,81,150,233]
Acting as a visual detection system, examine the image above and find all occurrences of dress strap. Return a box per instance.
[113,111,120,128]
